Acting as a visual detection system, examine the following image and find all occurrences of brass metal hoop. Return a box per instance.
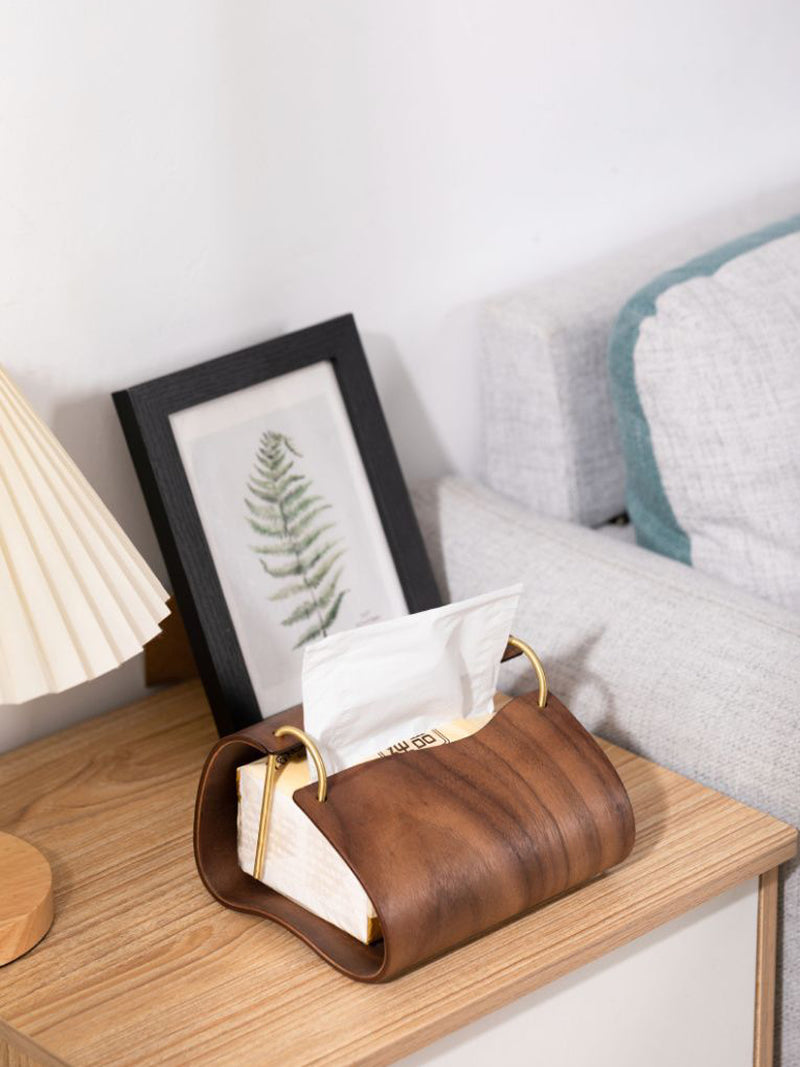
[274,725,328,802]
[506,634,548,708]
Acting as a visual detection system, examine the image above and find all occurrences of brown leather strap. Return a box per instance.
[194,691,634,981]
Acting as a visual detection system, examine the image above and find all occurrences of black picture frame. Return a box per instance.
[113,314,441,736]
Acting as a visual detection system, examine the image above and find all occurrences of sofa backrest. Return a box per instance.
[479,188,800,526]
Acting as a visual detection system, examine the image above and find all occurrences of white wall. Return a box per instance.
[2,0,799,750]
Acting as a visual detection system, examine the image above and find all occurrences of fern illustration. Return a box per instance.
[245,431,348,647]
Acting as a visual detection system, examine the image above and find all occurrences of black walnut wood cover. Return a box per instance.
[194,691,635,981]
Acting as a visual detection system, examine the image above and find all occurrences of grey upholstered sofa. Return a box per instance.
[412,200,800,1065]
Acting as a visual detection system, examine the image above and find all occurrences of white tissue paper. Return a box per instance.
[301,584,522,780]
[237,584,522,943]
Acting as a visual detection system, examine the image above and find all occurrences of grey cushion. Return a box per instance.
[609,216,800,611]
[413,476,800,1065]
[479,190,800,528]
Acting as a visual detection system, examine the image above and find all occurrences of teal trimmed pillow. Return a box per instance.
[609,215,800,612]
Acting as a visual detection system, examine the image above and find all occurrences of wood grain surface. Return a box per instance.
[0,681,795,1067]
[290,691,634,978]
[0,834,53,967]
[0,1023,50,1067]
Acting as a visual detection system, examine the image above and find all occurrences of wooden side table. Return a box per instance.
[0,682,795,1067]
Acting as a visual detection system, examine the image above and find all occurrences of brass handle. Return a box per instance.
[506,634,548,709]
[274,725,328,802]
[252,726,327,880]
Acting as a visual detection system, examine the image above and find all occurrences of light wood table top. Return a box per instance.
[0,682,796,1067]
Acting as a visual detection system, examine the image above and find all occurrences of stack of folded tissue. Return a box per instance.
[237,585,521,943]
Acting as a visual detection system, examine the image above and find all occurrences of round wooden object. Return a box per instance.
[0,832,54,966]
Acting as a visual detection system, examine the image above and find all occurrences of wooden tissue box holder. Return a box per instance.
[193,641,635,981]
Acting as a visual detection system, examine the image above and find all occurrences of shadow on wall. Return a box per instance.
[361,330,450,477]
[49,389,167,582]
[0,655,148,753]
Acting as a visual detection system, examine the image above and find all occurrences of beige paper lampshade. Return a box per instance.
[0,367,170,705]
[0,367,171,968]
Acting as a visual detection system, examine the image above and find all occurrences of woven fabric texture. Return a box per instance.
[413,475,800,1066]
[480,275,628,526]
[479,192,800,528]
[609,217,800,612]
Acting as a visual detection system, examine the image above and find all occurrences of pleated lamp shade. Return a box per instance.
[0,368,170,705]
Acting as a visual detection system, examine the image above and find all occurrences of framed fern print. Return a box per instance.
[114,316,440,735]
